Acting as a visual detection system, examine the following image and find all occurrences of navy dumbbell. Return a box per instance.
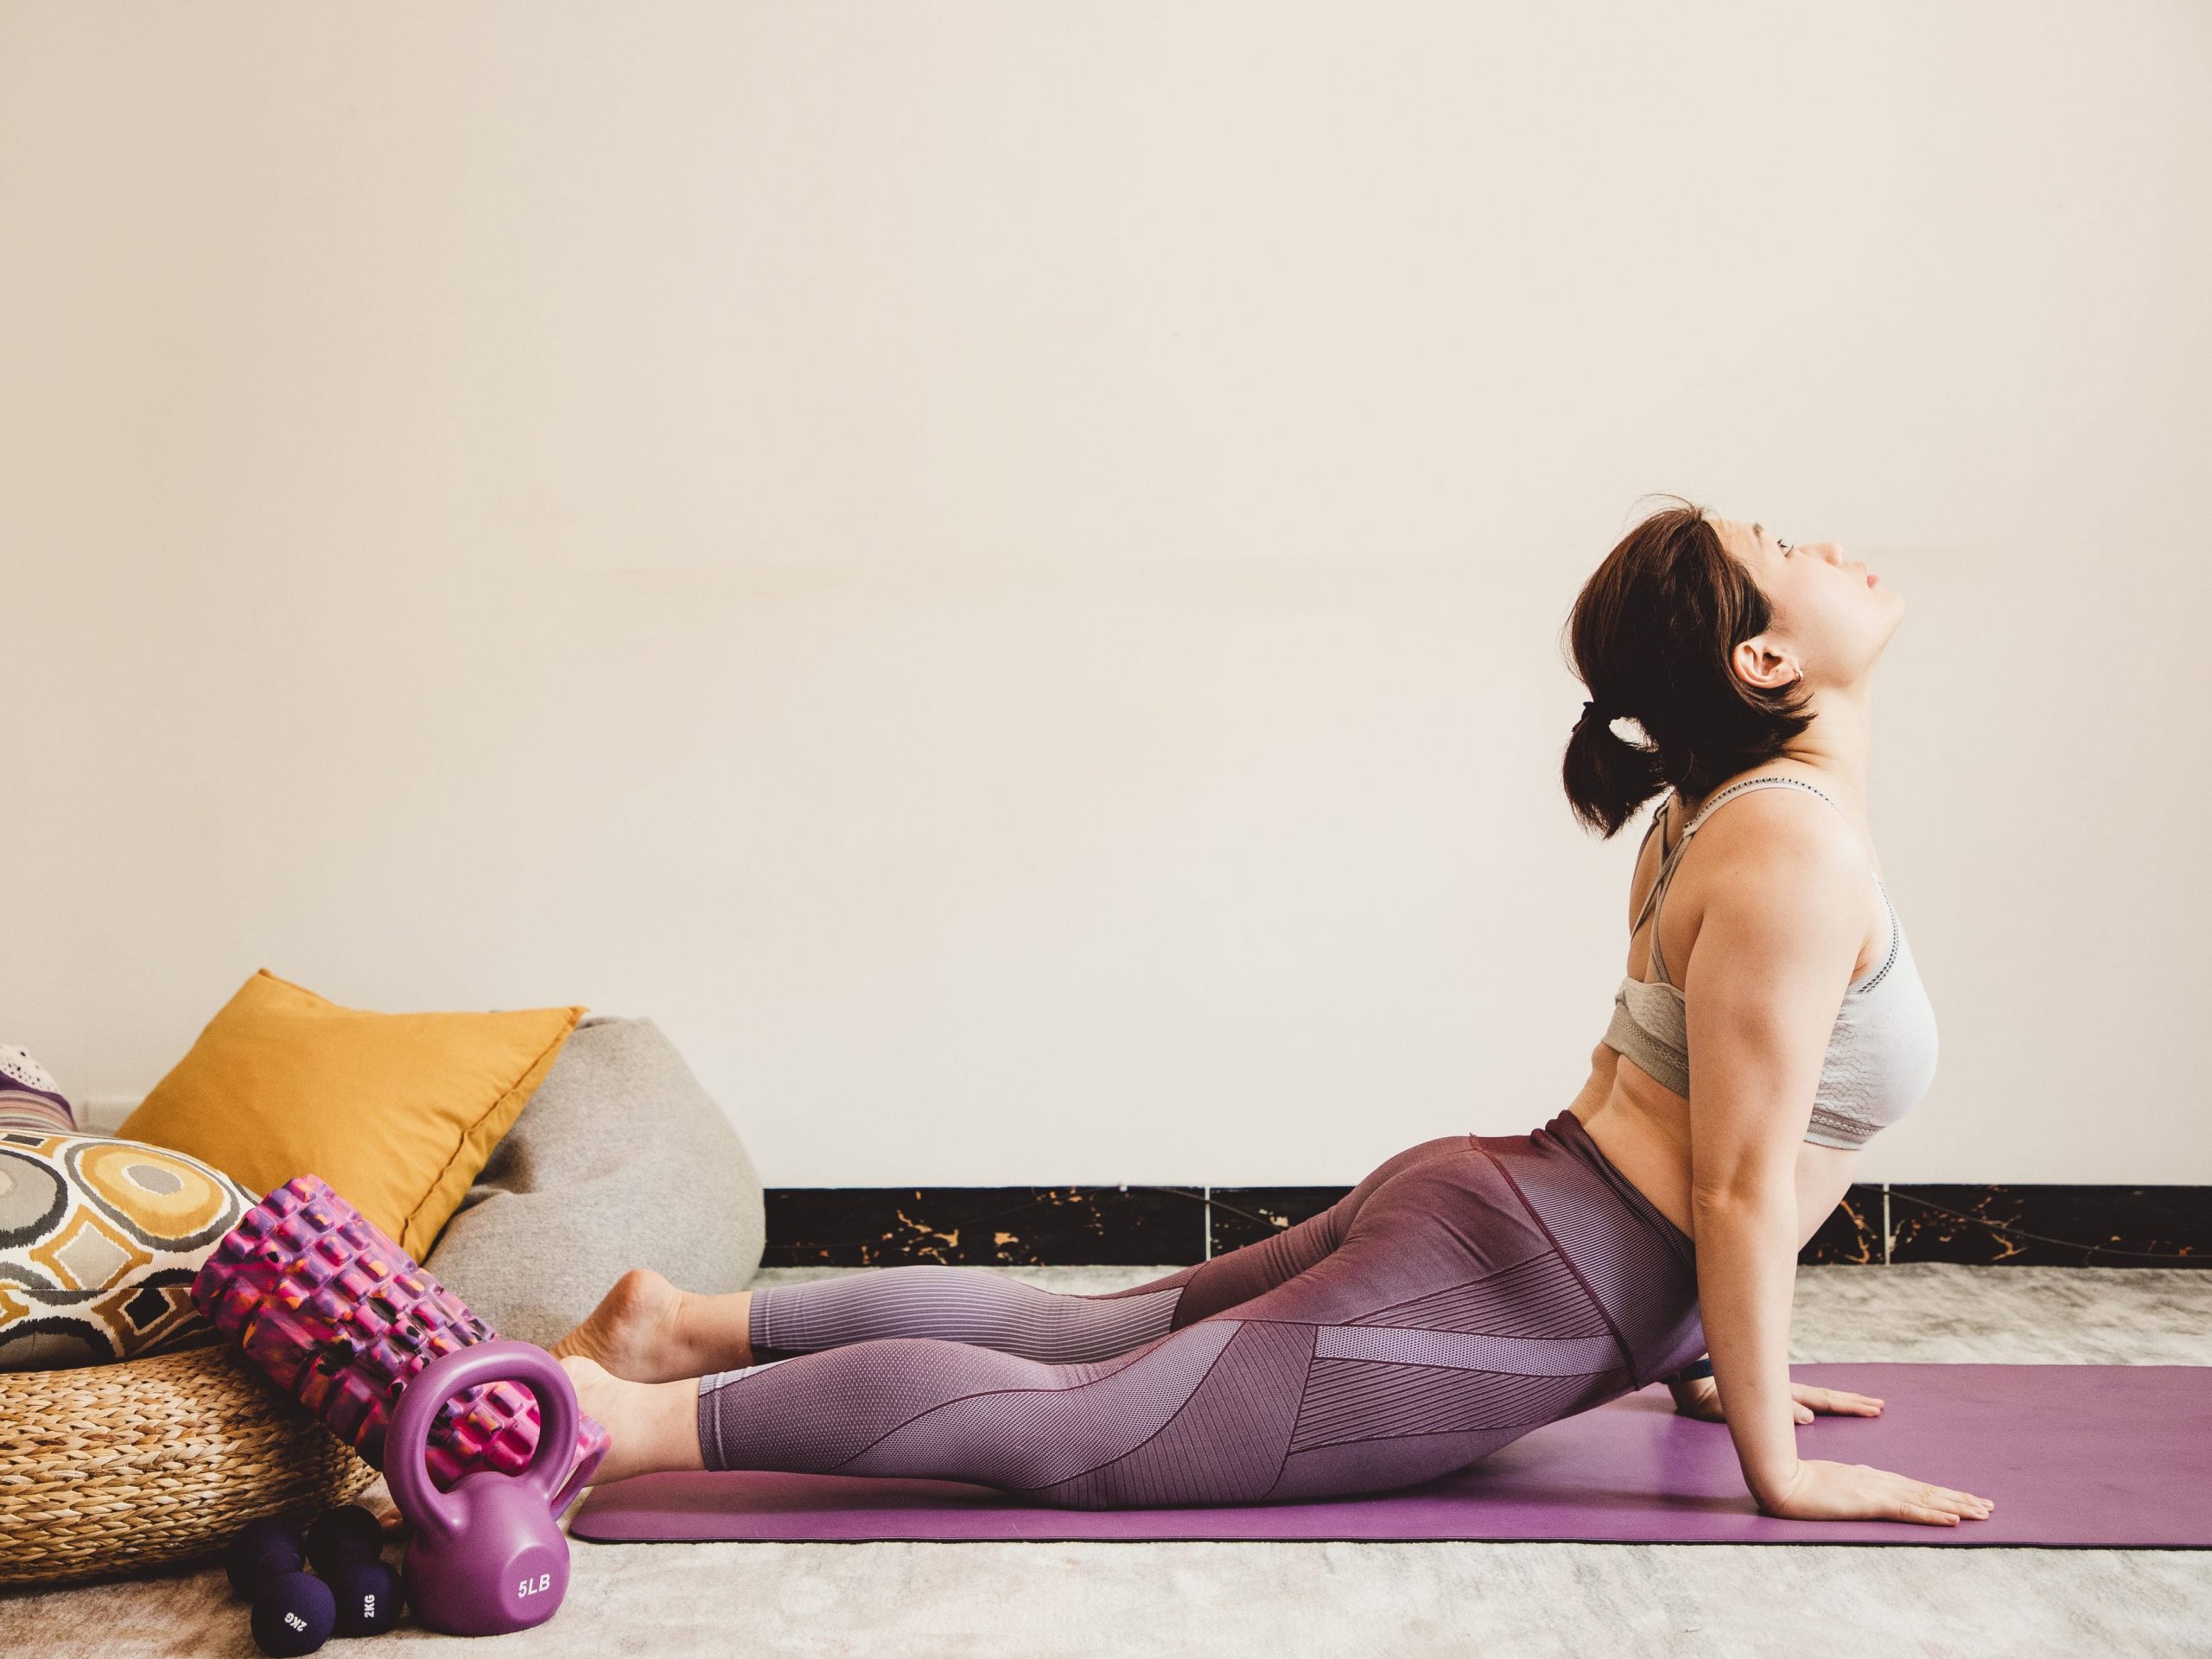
[250,1568,337,1657]
[225,1516,305,1598]
[324,1553,404,1637]
[303,1503,386,1575]
[302,1501,402,1636]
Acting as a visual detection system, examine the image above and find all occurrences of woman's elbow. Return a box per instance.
[1688,1170,1796,1218]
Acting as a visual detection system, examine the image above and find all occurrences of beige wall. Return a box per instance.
[5,3,2207,1184]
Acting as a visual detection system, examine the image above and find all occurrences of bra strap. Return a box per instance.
[1628,792,1688,981]
[1631,776,1850,987]
[1627,797,1677,938]
[1679,773,1848,839]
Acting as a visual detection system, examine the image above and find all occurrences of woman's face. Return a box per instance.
[1709,515,1904,696]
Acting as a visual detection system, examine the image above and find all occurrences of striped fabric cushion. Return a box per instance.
[0,1046,74,1134]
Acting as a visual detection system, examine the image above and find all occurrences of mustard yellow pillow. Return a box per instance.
[118,970,584,1260]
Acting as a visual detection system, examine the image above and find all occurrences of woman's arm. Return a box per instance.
[1677,799,1991,1526]
[1678,809,1860,1503]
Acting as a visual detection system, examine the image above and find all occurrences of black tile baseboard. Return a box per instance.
[763,1182,2208,1268]
[1884,1184,2209,1267]
[761,1185,1208,1268]
[1802,1184,1887,1265]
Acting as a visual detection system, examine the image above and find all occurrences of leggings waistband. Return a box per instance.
[1535,1109,1695,1268]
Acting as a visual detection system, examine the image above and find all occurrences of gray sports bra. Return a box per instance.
[1601,774,1940,1149]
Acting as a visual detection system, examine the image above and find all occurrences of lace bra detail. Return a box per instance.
[1600,775,1940,1149]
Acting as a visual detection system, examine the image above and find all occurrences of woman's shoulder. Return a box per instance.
[1675,766,1866,872]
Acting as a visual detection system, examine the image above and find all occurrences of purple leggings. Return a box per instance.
[696,1109,1705,1509]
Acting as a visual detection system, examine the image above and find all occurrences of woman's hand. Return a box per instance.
[1669,1375,1885,1425]
[1758,1458,1995,1527]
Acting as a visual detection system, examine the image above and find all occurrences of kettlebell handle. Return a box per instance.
[385,1339,583,1541]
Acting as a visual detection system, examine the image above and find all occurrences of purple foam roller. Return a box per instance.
[192,1174,607,1492]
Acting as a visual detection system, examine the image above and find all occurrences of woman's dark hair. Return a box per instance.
[1560,494,1814,838]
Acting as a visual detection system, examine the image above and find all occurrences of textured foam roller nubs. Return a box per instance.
[572,1363,2212,1548]
[191,1174,607,1490]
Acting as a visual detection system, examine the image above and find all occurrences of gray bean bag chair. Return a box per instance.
[423,1015,764,1345]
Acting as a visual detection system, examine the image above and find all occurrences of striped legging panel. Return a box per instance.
[749,1266,1192,1366]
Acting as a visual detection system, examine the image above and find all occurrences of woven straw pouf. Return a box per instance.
[0,1342,375,1587]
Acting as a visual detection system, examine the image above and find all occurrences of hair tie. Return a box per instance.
[1580,698,1612,725]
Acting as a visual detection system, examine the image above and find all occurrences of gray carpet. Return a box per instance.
[6,1263,2209,1658]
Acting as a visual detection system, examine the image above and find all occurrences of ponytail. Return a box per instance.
[1560,699,1666,839]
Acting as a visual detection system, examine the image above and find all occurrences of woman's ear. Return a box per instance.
[1728,633,1800,696]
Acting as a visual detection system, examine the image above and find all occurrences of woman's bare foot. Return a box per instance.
[550,1268,752,1382]
[558,1354,705,1485]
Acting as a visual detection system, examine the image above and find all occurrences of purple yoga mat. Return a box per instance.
[569,1364,2210,1548]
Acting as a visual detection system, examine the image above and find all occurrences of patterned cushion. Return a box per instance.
[0,1131,256,1370]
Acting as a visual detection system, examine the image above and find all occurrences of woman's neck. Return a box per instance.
[1675,697,1877,831]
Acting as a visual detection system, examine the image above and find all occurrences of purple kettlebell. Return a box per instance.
[385,1340,598,1637]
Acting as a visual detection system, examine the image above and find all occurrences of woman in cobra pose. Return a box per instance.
[555,499,1993,1528]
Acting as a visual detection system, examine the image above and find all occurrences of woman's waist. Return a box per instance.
[1566,1096,1865,1255]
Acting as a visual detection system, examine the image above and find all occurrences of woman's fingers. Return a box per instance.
[1767,1459,1995,1527]
[1895,1476,1993,1523]
[1795,1384,1884,1415]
